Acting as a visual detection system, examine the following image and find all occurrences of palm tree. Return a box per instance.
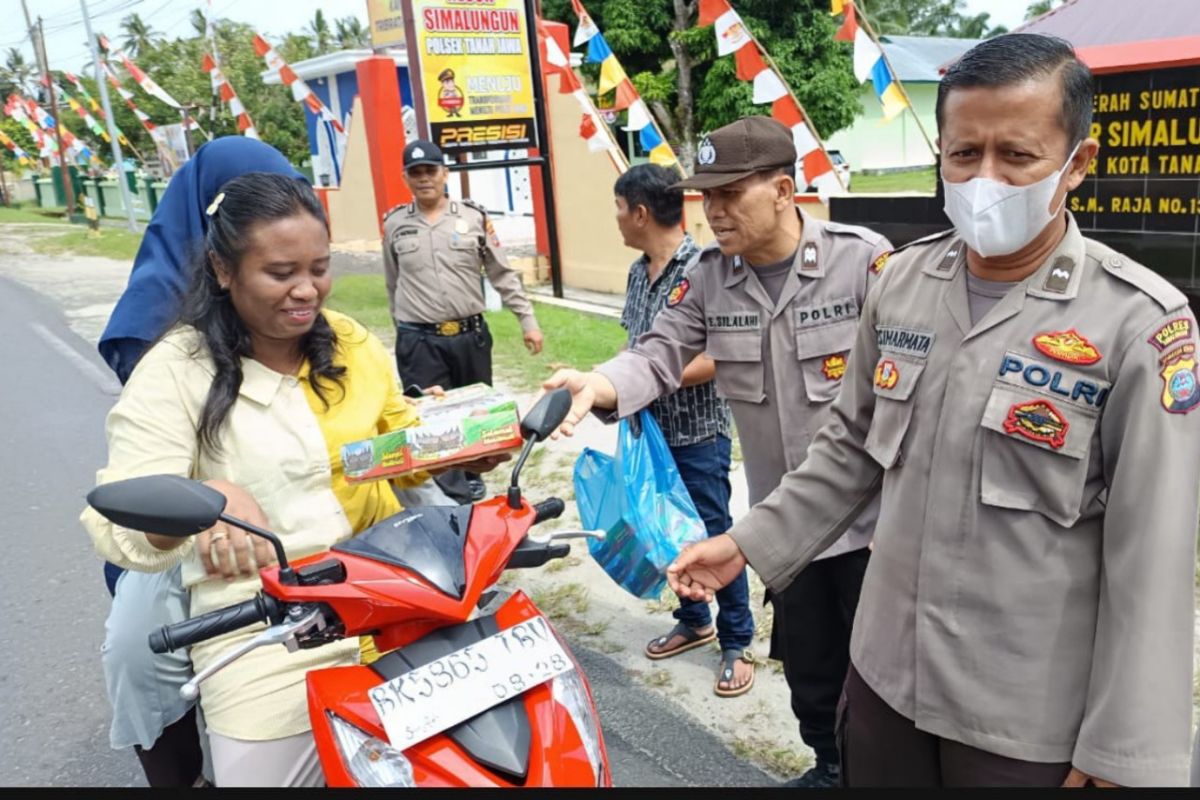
[335,17,370,49]
[190,8,208,37]
[1024,0,1066,20]
[120,13,161,57]
[0,48,36,96]
[306,10,334,55]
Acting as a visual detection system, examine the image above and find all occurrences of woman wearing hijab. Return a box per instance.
[97,138,306,787]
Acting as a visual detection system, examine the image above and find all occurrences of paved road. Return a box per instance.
[0,274,772,788]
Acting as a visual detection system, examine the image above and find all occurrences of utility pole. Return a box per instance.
[80,0,137,231]
[21,0,76,216]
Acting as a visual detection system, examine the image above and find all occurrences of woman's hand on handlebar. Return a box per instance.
[198,480,275,581]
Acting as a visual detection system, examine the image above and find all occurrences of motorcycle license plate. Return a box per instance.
[368,615,573,750]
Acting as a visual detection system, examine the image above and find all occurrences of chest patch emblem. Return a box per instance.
[823,354,847,381]
[1032,329,1101,365]
[871,251,889,275]
[874,359,899,390]
[1004,399,1069,449]
[1160,345,1200,414]
[667,278,690,307]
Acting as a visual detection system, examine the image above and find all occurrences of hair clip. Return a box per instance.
[205,192,226,217]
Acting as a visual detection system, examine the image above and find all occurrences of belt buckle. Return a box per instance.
[438,320,461,337]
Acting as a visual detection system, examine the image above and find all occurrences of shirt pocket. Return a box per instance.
[864,356,925,469]
[795,318,858,403]
[394,236,420,256]
[978,381,1101,527]
[707,332,764,403]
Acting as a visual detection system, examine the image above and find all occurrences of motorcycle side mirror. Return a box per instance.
[87,475,226,537]
[508,389,572,509]
[87,474,297,583]
[519,388,572,441]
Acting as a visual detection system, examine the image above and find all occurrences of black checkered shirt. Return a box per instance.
[620,234,733,448]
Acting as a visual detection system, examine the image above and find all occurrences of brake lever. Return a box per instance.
[546,529,606,542]
[179,607,325,701]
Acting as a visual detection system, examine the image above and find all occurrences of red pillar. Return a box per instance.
[356,56,412,234]
[530,20,570,262]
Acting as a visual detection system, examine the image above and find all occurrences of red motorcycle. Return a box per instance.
[88,389,612,787]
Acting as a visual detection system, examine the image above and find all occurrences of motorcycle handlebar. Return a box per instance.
[149,594,281,654]
[532,497,564,525]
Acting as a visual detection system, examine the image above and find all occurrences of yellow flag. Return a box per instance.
[831,0,845,14]
[599,55,627,96]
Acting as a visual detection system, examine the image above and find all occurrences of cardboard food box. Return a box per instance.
[341,386,523,483]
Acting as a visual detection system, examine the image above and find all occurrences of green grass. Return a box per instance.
[0,204,70,224]
[851,167,936,194]
[326,274,629,392]
[29,227,142,260]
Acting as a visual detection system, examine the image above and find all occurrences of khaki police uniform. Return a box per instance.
[596,206,892,766]
[382,198,539,504]
[727,215,1200,786]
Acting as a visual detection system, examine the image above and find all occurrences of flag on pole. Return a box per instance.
[831,0,846,14]
[0,129,32,165]
[835,5,910,120]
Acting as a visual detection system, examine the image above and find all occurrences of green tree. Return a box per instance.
[859,0,1006,37]
[190,8,209,36]
[1025,0,1067,20]
[335,17,370,49]
[0,117,37,175]
[120,13,161,58]
[307,10,334,55]
[1,48,36,97]
[543,0,859,169]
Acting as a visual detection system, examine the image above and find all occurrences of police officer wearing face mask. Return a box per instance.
[383,139,543,501]
[545,115,892,788]
[666,34,1200,787]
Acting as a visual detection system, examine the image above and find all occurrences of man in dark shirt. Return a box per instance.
[614,164,754,696]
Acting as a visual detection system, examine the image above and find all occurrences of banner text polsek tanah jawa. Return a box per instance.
[412,0,538,153]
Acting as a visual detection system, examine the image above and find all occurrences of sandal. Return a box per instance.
[714,649,755,698]
[644,622,716,660]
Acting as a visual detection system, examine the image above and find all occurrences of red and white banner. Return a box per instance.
[103,59,157,133]
[252,33,343,134]
[201,53,258,139]
[697,0,840,194]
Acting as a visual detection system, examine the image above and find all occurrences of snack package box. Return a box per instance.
[342,386,522,483]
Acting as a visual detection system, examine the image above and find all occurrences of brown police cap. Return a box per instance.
[674,115,797,190]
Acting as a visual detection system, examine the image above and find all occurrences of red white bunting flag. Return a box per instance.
[103,59,156,133]
[252,33,343,133]
[201,52,258,139]
[696,0,840,192]
[98,34,182,109]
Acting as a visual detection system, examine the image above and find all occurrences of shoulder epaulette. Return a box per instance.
[460,198,488,218]
[824,219,888,248]
[382,203,408,222]
[886,228,956,257]
[1089,241,1188,314]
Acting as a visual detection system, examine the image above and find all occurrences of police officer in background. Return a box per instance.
[667,34,1200,786]
[545,116,892,788]
[383,139,544,502]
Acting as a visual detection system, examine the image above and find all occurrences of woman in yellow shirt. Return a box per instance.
[82,173,471,785]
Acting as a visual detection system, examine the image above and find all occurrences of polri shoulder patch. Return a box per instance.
[667,278,690,307]
[871,251,890,275]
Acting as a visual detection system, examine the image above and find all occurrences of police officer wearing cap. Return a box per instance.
[667,35,1200,787]
[545,115,891,787]
[383,139,543,502]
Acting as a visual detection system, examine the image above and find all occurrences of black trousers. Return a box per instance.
[769,547,870,766]
[395,321,494,505]
[839,665,1073,787]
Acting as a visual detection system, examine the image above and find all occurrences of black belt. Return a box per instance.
[397,314,484,337]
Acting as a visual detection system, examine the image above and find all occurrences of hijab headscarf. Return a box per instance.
[98,136,304,383]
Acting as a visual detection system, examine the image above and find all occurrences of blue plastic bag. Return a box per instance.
[573,411,707,599]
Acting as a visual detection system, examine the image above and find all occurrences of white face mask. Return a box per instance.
[941,142,1081,258]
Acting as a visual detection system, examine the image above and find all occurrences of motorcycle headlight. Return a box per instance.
[328,712,417,788]
[551,669,606,786]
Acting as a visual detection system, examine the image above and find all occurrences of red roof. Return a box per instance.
[1015,0,1200,72]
